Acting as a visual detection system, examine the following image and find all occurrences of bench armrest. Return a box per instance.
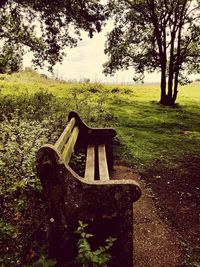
[81,179,141,203]
[68,111,116,145]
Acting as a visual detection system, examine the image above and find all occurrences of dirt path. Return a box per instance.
[111,165,184,267]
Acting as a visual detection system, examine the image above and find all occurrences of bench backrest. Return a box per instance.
[54,117,79,165]
[36,111,117,184]
[54,114,112,180]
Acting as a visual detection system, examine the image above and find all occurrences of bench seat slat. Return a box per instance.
[62,126,79,165]
[98,144,109,181]
[55,118,76,152]
[84,144,95,181]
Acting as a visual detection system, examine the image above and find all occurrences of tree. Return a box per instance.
[0,0,107,72]
[104,0,200,105]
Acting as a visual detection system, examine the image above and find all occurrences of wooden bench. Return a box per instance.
[36,111,141,267]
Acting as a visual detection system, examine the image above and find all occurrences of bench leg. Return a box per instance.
[115,206,134,267]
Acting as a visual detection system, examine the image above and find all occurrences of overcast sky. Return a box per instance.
[23,22,198,84]
[23,21,161,84]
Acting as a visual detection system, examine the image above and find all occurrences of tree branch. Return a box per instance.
[123,0,151,21]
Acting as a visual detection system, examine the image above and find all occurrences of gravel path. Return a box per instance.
[111,165,184,267]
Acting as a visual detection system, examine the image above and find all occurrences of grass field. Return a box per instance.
[0,70,199,266]
[2,70,199,170]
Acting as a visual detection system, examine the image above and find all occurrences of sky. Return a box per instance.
[23,21,198,84]
[23,22,161,84]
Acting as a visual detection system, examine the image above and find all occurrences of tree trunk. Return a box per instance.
[160,94,176,106]
[172,58,180,104]
[159,68,168,105]
[172,84,178,103]
[160,70,176,106]
[172,8,184,104]
[168,31,176,100]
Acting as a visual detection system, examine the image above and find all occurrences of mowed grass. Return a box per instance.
[1,70,200,172]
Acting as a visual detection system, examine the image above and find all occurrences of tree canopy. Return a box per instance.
[0,42,23,73]
[0,0,107,72]
[104,0,200,105]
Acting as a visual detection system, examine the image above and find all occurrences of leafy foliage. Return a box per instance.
[0,112,54,266]
[25,254,56,267]
[0,89,69,266]
[75,221,117,267]
[0,0,107,71]
[0,42,23,74]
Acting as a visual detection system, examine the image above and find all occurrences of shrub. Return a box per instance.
[0,111,64,266]
[75,221,116,267]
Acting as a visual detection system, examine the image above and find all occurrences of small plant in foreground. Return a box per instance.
[25,254,56,267]
[75,221,117,267]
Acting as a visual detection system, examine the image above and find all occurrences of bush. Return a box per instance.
[0,109,68,266]
[0,112,54,265]
[0,85,116,266]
